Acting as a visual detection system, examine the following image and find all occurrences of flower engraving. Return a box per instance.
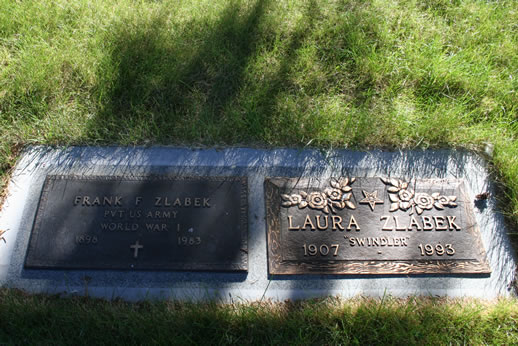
[381,177,457,215]
[285,194,305,207]
[281,177,356,214]
[307,192,328,210]
[414,193,434,211]
[324,188,342,201]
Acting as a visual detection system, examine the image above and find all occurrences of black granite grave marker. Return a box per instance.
[25,175,248,271]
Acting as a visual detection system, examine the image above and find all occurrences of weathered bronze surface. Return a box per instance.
[265,177,490,275]
[25,175,248,271]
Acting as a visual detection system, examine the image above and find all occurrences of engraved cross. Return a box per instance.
[130,240,143,258]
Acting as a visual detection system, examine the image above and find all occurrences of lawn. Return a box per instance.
[0,0,517,343]
[1,289,517,345]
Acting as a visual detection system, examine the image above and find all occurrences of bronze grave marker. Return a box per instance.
[25,175,248,271]
[265,177,490,275]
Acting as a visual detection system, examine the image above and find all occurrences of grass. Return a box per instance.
[0,1,516,173]
[0,288,517,345]
[0,0,517,343]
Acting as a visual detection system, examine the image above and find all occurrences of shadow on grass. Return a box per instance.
[1,289,513,345]
[89,0,273,143]
[88,0,385,145]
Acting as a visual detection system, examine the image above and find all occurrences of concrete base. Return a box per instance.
[0,146,515,301]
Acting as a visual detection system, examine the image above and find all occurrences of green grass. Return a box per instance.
[0,0,517,342]
[1,0,517,220]
[0,288,517,345]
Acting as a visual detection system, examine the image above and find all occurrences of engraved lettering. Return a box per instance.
[178,236,202,246]
[101,223,138,231]
[75,235,98,244]
[78,196,122,207]
[203,198,211,207]
[104,210,125,218]
[145,223,169,232]
[129,210,141,218]
[135,196,142,206]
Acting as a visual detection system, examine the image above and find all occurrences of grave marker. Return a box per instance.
[265,177,490,275]
[25,175,248,271]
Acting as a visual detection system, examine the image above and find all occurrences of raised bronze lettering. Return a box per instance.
[422,216,434,230]
[447,216,461,230]
[316,215,328,230]
[303,215,316,230]
[434,216,448,230]
[288,215,300,230]
[346,215,360,231]
[332,215,344,230]
[408,215,422,231]
[381,215,392,231]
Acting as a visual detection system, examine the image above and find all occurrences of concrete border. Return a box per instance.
[0,146,515,301]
